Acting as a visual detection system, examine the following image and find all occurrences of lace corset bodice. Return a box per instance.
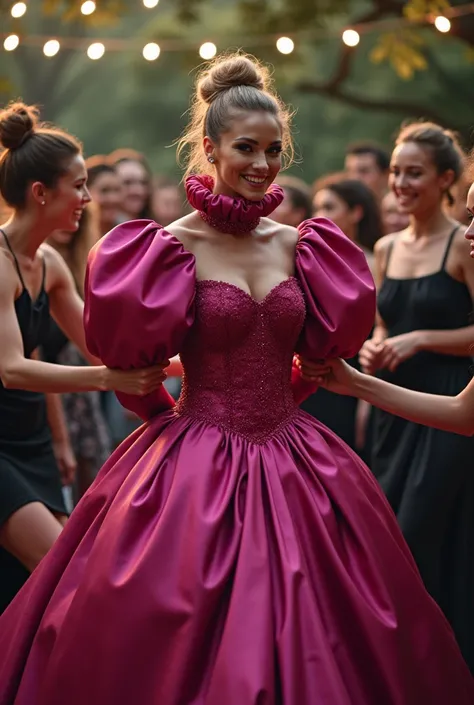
[84,219,375,426]
[174,279,305,442]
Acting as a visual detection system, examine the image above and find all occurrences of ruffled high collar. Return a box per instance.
[185,174,284,235]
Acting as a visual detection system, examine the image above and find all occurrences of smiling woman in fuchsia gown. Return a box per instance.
[0,54,473,705]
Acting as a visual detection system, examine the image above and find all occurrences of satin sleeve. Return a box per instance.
[84,220,196,420]
[292,217,375,402]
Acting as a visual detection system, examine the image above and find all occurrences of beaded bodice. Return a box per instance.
[175,278,306,442]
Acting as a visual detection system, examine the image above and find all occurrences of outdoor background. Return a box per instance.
[1,0,473,182]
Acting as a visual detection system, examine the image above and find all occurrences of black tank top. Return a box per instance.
[0,229,51,439]
[377,226,473,393]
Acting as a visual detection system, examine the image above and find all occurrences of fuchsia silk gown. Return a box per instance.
[0,211,473,704]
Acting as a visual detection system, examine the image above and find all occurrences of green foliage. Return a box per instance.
[371,31,428,80]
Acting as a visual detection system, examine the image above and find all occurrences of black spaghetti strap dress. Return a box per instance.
[0,230,66,612]
[372,226,474,671]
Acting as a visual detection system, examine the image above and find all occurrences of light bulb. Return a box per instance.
[43,39,60,57]
[143,42,160,61]
[276,37,294,55]
[143,0,159,7]
[342,29,360,47]
[87,42,105,60]
[4,34,20,51]
[434,16,451,33]
[81,1,96,15]
[199,42,217,60]
[11,2,27,18]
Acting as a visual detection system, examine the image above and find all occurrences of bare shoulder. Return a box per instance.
[451,222,468,254]
[374,231,401,256]
[263,218,299,250]
[164,212,206,250]
[40,244,73,289]
[0,248,18,297]
[40,243,66,275]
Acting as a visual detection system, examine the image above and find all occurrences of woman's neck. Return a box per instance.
[1,211,51,260]
[409,206,455,239]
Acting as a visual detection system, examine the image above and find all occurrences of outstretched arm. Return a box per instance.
[298,357,474,436]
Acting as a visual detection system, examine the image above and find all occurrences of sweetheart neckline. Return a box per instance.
[195,277,298,305]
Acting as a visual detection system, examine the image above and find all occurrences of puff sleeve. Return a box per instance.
[84,220,196,420]
[293,217,375,399]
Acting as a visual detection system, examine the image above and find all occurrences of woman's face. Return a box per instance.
[389,142,453,218]
[463,183,474,258]
[152,185,182,226]
[312,188,356,236]
[43,154,91,232]
[205,110,282,202]
[381,190,410,234]
[115,159,149,217]
[89,170,122,227]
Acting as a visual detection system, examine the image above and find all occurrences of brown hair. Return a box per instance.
[0,101,82,209]
[394,121,465,205]
[177,52,293,178]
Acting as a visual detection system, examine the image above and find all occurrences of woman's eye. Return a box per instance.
[235,144,251,152]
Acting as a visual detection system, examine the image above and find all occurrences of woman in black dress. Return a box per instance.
[0,102,167,609]
[356,123,474,670]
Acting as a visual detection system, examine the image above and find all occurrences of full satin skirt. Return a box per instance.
[1,409,472,705]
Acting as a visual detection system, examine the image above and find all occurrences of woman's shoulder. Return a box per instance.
[374,230,405,256]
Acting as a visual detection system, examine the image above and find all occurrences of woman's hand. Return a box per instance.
[359,338,386,375]
[105,362,169,395]
[377,331,422,372]
[53,439,77,486]
[297,357,359,396]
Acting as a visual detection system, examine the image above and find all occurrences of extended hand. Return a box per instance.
[377,331,422,372]
[297,357,358,396]
[359,338,385,375]
[107,361,169,396]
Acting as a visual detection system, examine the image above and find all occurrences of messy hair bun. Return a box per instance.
[198,56,268,105]
[0,101,81,209]
[178,52,293,178]
[0,101,38,151]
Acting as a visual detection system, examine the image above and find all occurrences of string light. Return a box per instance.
[143,42,160,60]
[81,1,96,15]
[87,42,105,60]
[43,39,60,57]
[143,0,159,7]
[199,42,217,60]
[11,2,27,18]
[434,15,451,32]
[276,37,294,54]
[342,29,360,47]
[3,34,20,51]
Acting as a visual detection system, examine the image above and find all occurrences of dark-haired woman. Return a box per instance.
[0,103,168,607]
[302,178,383,453]
[359,123,474,669]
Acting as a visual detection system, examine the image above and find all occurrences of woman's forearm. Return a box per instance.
[1,358,108,393]
[351,371,472,436]
[417,325,474,357]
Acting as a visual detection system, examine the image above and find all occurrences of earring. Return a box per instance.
[207,156,215,164]
[41,201,46,206]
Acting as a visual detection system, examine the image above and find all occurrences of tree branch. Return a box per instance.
[297,81,463,130]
